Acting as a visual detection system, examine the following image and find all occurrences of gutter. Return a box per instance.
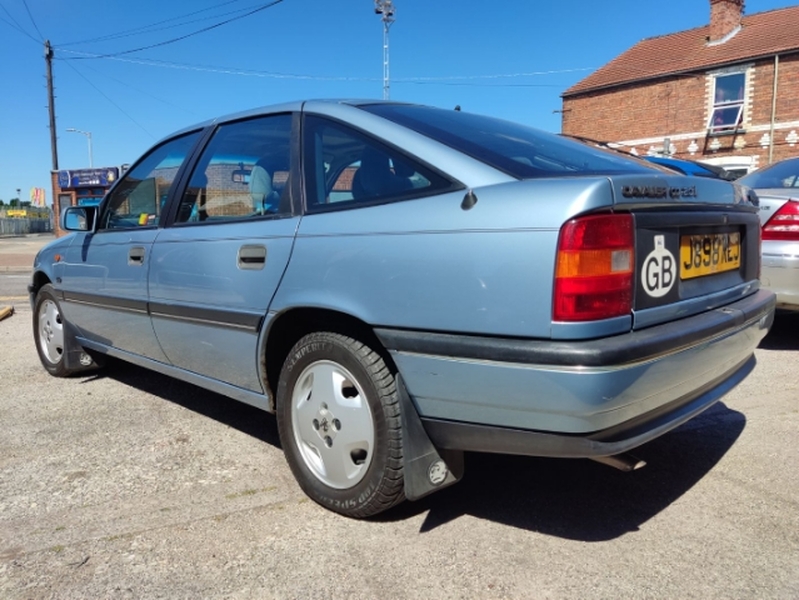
[768,55,779,165]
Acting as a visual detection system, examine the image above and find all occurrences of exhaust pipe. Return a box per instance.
[591,453,647,472]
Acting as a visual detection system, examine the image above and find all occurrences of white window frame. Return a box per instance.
[707,67,749,135]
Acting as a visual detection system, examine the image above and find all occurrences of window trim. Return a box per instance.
[164,112,301,228]
[707,67,750,136]
[94,129,206,233]
[300,113,464,215]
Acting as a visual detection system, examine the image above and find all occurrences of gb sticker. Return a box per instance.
[642,235,676,298]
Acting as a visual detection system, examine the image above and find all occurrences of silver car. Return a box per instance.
[30,100,774,517]
[737,157,799,311]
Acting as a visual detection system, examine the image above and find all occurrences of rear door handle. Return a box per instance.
[128,246,146,266]
[238,245,266,270]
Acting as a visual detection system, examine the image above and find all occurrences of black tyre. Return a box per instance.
[33,284,74,377]
[276,332,404,518]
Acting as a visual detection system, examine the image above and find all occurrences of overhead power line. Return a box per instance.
[58,49,594,84]
[78,61,203,118]
[0,2,39,43]
[61,59,156,139]
[21,0,44,41]
[69,0,284,60]
[56,0,252,47]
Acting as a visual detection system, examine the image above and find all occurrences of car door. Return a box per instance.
[148,113,300,392]
[59,131,202,360]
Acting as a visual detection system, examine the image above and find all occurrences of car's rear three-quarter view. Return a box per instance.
[30,100,775,518]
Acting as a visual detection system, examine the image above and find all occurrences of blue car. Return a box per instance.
[30,101,774,517]
[643,155,736,180]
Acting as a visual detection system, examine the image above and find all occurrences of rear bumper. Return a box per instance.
[376,289,774,456]
[420,355,753,458]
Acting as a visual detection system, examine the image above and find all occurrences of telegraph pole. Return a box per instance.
[374,0,395,100]
[45,40,58,170]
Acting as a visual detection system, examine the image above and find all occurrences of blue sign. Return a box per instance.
[57,170,70,188]
[57,167,120,189]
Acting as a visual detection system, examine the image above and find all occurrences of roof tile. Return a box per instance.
[563,5,799,96]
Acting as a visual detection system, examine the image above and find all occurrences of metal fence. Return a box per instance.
[0,218,53,236]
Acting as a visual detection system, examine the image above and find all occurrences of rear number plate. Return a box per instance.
[680,232,741,280]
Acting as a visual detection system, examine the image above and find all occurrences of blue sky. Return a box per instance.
[1,0,796,204]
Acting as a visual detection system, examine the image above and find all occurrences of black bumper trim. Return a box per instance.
[375,289,774,368]
[420,354,755,458]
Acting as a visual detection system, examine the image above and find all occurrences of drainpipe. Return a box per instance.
[768,54,779,165]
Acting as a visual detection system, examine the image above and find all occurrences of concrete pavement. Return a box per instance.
[0,232,56,273]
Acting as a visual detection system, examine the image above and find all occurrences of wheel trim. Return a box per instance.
[38,299,64,365]
[291,360,374,490]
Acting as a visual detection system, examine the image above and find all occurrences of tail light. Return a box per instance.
[554,213,634,322]
[762,199,799,241]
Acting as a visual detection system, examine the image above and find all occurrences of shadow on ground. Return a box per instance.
[86,359,745,541]
[84,358,281,448]
[759,311,799,351]
[393,401,745,539]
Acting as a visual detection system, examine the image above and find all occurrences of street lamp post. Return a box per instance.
[66,128,93,168]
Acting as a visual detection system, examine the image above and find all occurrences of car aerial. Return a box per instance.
[30,100,775,518]
[736,156,799,311]
[642,155,737,180]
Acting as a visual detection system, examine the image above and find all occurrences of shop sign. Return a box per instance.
[57,167,119,189]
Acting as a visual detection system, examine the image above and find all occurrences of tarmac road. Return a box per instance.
[1,300,798,598]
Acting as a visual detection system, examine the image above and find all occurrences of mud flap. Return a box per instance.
[397,374,464,501]
[62,320,104,372]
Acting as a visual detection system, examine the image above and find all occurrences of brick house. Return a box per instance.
[561,0,799,177]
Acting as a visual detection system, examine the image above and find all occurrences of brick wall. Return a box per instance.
[562,53,799,167]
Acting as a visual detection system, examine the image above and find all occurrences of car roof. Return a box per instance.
[160,99,410,143]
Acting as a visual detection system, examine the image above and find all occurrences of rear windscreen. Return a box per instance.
[361,103,657,180]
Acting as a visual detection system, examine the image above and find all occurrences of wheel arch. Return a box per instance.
[262,307,397,410]
[29,270,52,302]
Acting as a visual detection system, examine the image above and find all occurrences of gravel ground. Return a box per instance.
[1,305,797,599]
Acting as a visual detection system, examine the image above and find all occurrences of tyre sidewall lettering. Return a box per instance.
[276,333,398,517]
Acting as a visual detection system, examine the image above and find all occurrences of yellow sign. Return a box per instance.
[6,210,27,217]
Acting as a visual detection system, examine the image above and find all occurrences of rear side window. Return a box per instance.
[738,160,799,189]
[360,104,655,179]
[303,116,456,211]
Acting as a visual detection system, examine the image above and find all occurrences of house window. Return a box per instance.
[708,72,745,134]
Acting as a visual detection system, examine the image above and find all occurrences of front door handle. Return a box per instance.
[238,244,267,270]
[128,246,146,266]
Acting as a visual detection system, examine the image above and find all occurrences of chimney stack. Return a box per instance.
[709,0,744,43]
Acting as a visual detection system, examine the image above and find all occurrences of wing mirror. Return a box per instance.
[61,205,98,232]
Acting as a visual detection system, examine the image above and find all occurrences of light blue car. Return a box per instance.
[30,100,775,517]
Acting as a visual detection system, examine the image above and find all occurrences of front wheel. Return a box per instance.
[33,284,72,377]
[276,332,404,518]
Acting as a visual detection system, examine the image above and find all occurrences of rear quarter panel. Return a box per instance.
[270,177,615,338]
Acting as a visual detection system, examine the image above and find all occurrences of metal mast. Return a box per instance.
[374,0,395,100]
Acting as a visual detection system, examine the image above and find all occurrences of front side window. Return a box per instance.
[98,131,200,230]
[303,116,454,210]
[174,114,293,224]
[708,72,745,134]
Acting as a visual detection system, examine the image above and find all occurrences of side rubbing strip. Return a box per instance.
[61,290,148,315]
[149,302,263,331]
[60,290,263,332]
